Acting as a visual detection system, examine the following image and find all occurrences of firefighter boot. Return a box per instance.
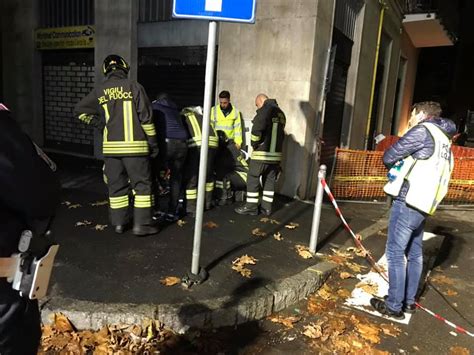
[132,224,159,236]
[235,204,258,216]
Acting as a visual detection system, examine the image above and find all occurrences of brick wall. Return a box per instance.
[43,62,95,154]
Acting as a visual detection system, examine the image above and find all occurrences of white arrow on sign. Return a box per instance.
[205,0,222,12]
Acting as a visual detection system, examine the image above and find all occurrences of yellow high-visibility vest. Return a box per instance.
[211,105,242,146]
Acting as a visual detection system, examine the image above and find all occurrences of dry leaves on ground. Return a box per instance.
[269,315,301,329]
[232,255,258,278]
[75,220,92,227]
[295,244,313,259]
[380,323,401,337]
[273,232,283,241]
[355,281,379,296]
[260,217,280,225]
[251,228,267,237]
[91,200,109,206]
[160,277,181,286]
[346,246,368,257]
[285,222,300,230]
[354,322,381,344]
[346,262,367,274]
[94,224,108,231]
[431,274,455,286]
[68,204,82,209]
[339,272,354,279]
[317,284,334,301]
[449,346,470,355]
[203,221,218,229]
[303,323,323,339]
[444,289,458,297]
[61,201,72,206]
[40,314,177,354]
[177,219,186,227]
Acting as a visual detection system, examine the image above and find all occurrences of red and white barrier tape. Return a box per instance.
[320,178,474,337]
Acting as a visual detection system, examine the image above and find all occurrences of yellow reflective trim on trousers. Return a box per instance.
[110,195,128,202]
[263,190,275,196]
[262,196,273,203]
[247,197,259,203]
[247,192,259,197]
[109,195,129,209]
[205,182,214,192]
[251,134,260,142]
[270,122,278,153]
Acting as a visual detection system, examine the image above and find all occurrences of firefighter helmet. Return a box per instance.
[102,54,130,75]
[217,130,229,145]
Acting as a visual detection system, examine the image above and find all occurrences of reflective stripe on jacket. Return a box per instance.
[182,108,219,149]
[211,105,242,146]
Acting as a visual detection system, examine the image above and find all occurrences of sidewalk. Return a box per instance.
[41,155,388,332]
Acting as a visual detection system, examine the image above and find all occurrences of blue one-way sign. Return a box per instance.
[173,0,257,23]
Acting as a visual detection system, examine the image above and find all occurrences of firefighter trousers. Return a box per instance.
[246,161,279,212]
[104,156,153,226]
[185,147,216,214]
[215,172,247,201]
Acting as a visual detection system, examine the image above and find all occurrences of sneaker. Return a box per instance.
[260,208,271,216]
[403,303,416,314]
[165,213,178,222]
[370,298,405,320]
[235,204,258,216]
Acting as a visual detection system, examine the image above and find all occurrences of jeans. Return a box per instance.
[386,199,426,312]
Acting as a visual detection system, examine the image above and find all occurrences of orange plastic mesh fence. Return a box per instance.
[330,148,474,204]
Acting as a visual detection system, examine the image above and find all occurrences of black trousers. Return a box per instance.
[185,147,216,213]
[246,161,279,211]
[0,282,41,355]
[156,139,188,214]
[215,172,246,201]
[104,156,153,226]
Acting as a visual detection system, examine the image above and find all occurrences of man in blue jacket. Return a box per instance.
[371,101,456,320]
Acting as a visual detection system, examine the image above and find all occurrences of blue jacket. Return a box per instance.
[383,117,456,201]
[152,98,188,141]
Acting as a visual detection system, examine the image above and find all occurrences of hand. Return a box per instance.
[150,145,159,159]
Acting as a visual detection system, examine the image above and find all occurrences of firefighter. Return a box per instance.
[215,130,249,206]
[211,90,243,149]
[235,94,286,216]
[182,106,218,216]
[0,103,60,354]
[74,54,159,236]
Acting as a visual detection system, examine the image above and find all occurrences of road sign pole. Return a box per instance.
[191,20,218,275]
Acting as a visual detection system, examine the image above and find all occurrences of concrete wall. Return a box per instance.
[95,0,138,81]
[216,0,335,198]
[347,0,404,149]
[138,20,209,47]
[1,0,43,143]
[397,30,419,135]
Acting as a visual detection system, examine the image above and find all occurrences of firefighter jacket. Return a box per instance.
[216,139,249,182]
[74,70,157,157]
[211,104,243,147]
[181,107,219,149]
[250,99,286,164]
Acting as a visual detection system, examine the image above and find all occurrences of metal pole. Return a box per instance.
[191,21,217,275]
[309,165,327,253]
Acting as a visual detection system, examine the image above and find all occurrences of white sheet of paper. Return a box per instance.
[205,0,223,12]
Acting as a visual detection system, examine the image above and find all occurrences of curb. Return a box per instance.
[41,260,335,333]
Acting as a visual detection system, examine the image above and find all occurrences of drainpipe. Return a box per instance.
[364,0,387,150]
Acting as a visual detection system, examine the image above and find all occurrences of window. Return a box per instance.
[39,0,94,28]
[139,0,173,23]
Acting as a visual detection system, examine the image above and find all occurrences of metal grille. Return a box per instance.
[39,0,94,28]
[334,0,363,41]
[139,0,173,22]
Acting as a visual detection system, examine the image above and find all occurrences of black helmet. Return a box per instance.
[102,54,130,75]
[217,130,228,145]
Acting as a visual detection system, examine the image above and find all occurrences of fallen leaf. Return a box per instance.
[269,315,301,328]
[177,219,186,227]
[203,221,218,229]
[346,262,367,273]
[355,322,380,344]
[444,289,458,297]
[449,346,470,355]
[233,255,258,265]
[68,204,82,209]
[413,345,420,352]
[295,244,313,259]
[260,217,280,225]
[339,272,354,279]
[355,281,379,295]
[331,248,353,259]
[285,222,299,230]
[75,220,92,227]
[53,313,74,332]
[61,201,71,206]
[232,265,252,278]
[336,288,351,299]
[160,277,181,286]
[273,232,283,241]
[302,323,322,339]
[91,200,108,206]
[377,230,387,237]
[317,284,333,300]
[328,255,347,265]
[431,274,454,285]
[94,224,108,231]
[380,323,401,337]
[251,228,267,237]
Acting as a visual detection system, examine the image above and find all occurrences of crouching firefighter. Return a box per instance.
[0,103,60,355]
[182,106,218,216]
[214,130,249,206]
[235,94,286,216]
[74,55,159,236]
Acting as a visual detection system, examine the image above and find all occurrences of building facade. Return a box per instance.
[2,0,429,199]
